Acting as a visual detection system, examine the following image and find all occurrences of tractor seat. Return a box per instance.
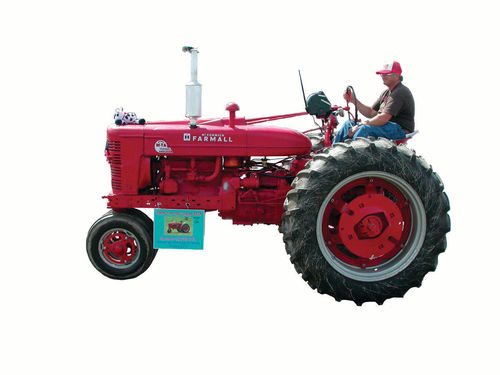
[395,130,419,145]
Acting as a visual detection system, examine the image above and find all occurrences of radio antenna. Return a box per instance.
[298,70,307,111]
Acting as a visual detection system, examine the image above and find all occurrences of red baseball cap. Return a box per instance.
[376,61,402,75]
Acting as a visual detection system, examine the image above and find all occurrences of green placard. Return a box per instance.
[153,209,205,249]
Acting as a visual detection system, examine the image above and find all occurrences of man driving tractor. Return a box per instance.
[334,61,415,143]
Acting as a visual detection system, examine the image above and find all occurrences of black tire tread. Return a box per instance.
[87,210,156,280]
[279,138,450,305]
[122,208,158,271]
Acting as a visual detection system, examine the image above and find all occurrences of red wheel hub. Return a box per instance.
[322,177,411,268]
[102,231,137,264]
[338,194,403,259]
[356,214,386,239]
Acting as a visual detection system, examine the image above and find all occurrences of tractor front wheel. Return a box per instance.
[86,210,156,279]
[280,138,450,305]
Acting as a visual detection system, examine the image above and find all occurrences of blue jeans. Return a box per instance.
[333,120,407,143]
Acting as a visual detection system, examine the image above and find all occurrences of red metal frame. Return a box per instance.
[105,108,315,225]
[245,112,308,124]
[104,102,413,227]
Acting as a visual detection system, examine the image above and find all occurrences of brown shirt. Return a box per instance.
[372,82,415,132]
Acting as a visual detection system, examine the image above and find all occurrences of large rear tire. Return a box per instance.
[279,138,450,305]
[306,134,325,152]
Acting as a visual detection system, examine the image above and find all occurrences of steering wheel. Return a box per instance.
[345,86,359,125]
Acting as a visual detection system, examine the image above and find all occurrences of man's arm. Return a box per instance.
[355,100,378,118]
[364,112,392,126]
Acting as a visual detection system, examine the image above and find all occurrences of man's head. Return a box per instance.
[376,61,402,89]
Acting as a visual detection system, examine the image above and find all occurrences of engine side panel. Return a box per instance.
[144,118,311,157]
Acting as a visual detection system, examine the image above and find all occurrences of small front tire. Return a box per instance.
[86,211,155,279]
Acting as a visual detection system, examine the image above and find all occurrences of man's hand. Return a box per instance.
[348,124,360,138]
[343,90,354,104]
[343,93,379,118]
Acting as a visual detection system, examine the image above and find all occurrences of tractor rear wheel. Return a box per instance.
[86,210,156,279]
[307,134,325,152]
[279,138,450,305]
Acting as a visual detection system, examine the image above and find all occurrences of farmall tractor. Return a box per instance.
[87,47,450,305]
[167,220,190,233]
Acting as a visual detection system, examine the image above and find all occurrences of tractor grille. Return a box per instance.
[107,141,122,191]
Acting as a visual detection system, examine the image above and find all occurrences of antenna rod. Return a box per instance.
[298,70,307,111]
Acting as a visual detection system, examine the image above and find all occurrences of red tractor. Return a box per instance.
[87,47,450,305]
[167,220,190,233]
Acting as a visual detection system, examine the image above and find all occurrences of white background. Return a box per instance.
[1,0,498,374]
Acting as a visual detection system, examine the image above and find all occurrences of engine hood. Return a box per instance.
[109,117,311,157]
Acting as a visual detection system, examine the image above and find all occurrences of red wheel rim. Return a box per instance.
[100,230,138,265]
[321,177,412,268]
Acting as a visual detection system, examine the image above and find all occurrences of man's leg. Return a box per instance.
[333,120,355,143]
[353,121,406,141]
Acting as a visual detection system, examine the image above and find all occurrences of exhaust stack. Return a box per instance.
[183,46,201,128]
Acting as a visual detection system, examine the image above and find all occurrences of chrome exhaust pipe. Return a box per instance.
[182,46,202,128]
